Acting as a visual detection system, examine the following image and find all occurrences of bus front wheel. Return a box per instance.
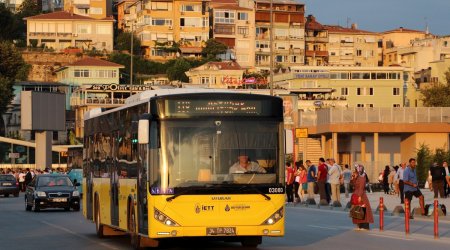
[241,236,262,248]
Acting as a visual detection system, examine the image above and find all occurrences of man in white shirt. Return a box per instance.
[396,162,406,204]
[327,158,342,206]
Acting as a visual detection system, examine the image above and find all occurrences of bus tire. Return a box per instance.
[241,236,262,248]
[128,202,143,250]
[95,196,104,238]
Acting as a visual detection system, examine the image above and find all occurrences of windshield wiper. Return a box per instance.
[240,185,271,201]
[166,185,210,202]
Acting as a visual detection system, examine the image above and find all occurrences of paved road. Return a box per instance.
[0,193,449,250]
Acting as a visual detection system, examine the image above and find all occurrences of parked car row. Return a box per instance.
[0,174,20,197]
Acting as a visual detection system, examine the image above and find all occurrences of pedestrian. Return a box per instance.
[396,162,406,204]
[293,161,301,203]
[24,168,32,187]
[350,163,374,230]
[445,161,450,197]
[404,158,426,218]
[382,165,390,194]
[328,158,342,206]
[342,164,352,198]
[285,162,295,204]
[305,160,317,203]
[388,167,396,194]
[317,158,328,205]
[429,162,446,199]
[18,170,25,192]
[296,162,307,202]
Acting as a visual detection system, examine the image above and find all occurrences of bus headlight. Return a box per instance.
[154,208,180,227]
[261,207,283,225]
[72,190,80,197]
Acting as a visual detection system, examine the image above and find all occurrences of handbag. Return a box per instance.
[350,205,366,220]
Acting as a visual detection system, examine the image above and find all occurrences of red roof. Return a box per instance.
[325,25,376,34]
[70,57,124,68]
[383,27,426,34]
[24,11,114,21]
[306,15,325,31]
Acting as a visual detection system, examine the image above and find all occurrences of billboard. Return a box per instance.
[280,95,298,129]
[21,91,66,131]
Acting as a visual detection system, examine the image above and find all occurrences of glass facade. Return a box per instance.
[0,141,66,166]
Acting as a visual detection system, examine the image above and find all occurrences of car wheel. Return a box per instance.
[73,205,80,212]
[32,199,40,212]
[64,207,70,211]
[5,194,9,198]
[25,197,32,211]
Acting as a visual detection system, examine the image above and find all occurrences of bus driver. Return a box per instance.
[229,154,266,174]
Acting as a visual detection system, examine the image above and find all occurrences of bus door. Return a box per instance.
[138,144,149,234]
[86,160,94,220]
[110,134,120,226]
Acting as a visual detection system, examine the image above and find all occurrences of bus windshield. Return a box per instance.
[152,119,281,191]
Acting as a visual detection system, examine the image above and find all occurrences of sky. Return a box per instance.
[301,0,450,35]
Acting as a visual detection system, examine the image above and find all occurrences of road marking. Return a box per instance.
[308,225,339,230]
[40,220,120,250]
[368,233,414,241]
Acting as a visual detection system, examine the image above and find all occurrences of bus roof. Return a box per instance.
[84,88,274,121]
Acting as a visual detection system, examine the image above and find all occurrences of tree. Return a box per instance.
[202,39,227,59]
[0,4,22,41]
[0,41,29,115]
[416,144,432,184]
[115,32,141,55]
[166,59,191,82]
[421,67,450,107]
[16,0,41,19]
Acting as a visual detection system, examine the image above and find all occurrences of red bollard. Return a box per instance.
[379,197,384,231]
[434,199,439,239]
[405,199,410,235]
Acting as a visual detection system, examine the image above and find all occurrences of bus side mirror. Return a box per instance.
[138,119,149,144]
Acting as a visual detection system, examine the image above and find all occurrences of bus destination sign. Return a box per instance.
[166,100,262,116]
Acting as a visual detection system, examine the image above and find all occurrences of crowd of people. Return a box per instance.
[285,157,450,231]
[0,167,67,192]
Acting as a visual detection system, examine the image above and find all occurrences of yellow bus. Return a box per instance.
[83,89,286,248]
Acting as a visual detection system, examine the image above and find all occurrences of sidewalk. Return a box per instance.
[294,189,450,221]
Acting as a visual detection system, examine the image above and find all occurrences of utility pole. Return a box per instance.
[130,23,134,96]
[269,0,274,96]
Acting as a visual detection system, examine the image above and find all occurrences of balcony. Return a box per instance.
[305,37,328,43]
[305,50,328,57]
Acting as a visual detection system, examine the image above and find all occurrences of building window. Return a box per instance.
[76,24,91,34]
[96,25,111,35]
[357,88,362,96]
[393,104,400,108]
[367,104,374,108]
[214,10,235,24]
[180,4,200,12]
[238,12,248,21]
[341,87,348,96]
[357,104,364,107]
[200,77,209,84]
[356,49,362,56]
[152,19,172,26]
[393,87,400,96]
[74,69,89,77]
[90,7,103,14]
[237,26,249,35]
[151,49,165,56]
[368,87,374,95]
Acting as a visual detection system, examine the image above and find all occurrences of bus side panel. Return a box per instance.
[94,178,112,226]
[82,177,87,219]
[118,179,138,230]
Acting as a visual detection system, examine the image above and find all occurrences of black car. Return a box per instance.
[0,174,19,197]
[25,174,81,212]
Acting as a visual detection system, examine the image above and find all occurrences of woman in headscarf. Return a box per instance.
[351,163,374,230]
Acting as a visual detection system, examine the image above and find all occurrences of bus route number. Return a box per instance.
[268,188,284,194]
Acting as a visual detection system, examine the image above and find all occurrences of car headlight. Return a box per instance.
[72,190,80,197]
[261,207,284,225]
[35,191,47,197]
[154,208,180,226]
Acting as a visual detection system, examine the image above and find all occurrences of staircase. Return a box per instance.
[297,137,323,164]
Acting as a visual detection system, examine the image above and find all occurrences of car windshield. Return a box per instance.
[0,175,16,181]
[150,119,282,191]
[37,176,73,187]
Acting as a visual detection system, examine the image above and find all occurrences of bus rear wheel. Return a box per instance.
[241,236,262,248]
[95,197,104,238]
[129,204,143,250]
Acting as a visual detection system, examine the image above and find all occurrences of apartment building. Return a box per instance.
[381,27,427,66]
[210,0,255,68]
[116,0,135,30]
[254,0,305,71]
[25,11,114,51]
[2,0,23,13]
[64,0,112,19]
[304,15,328,66]
[325,24,380,67]
[126,0,210,61]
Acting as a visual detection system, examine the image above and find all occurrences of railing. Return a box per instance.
[298,107,450,126]
[70,97,126,106]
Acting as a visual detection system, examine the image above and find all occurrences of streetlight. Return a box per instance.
[269,0,274,96]
[130,21,134,96]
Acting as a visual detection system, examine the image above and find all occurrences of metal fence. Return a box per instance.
[299,107,450,126]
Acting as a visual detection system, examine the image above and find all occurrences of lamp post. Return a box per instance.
[269,0,274,96]
[130,22,134,96]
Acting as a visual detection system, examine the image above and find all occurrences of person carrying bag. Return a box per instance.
[349,164,374,231]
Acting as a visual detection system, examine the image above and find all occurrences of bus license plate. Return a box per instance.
[53,198,67,202]
[206,227,236,236]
